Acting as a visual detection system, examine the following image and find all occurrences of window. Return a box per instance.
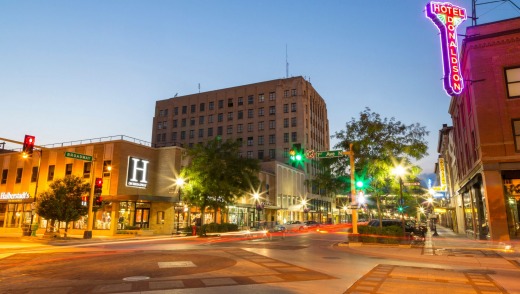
[209,101,214,110]
[284,118,289,128]
[199,116,205,124]
[32,166,39,182]
[258,150,264,160]
[218,113,223,122]
[284,90,289,97]
[248,109,254,118]
[247,151,253,158]
[103,161,111,177]
[190,118,195,126]
[284,133,289,143]
[269,120,276,129]
[248,123,254,132]
[164,109,168,116]
[189,130,195,139]
[269,149,276,159]
[173,119,178,128]
[181,118,187,127]
[200,103,205,112]
[47,165,55,181]
[228,98,233,107]
[283,148,289,158]
[269,106,276,115]
[181,131,186,139]
[218,100,224,108]
[208,114,214,123]
[208,128,213,137]
[258,135,264,145]
[238,110,243,119]
[199,129,204,137]
[64,164,72,177]
[217,126,223,136]
[156,133,161,142]
[258,94,264,103]
[237,138,243,146]
[248,95,254,104]
[172,132,177,141]
[291,132,297,141]
[157,122,162,130]
[182,106,187,114]
[506,67,520,98]
[258,107,264,116]
[159,109,164,117]
[174,107,179,115]
[291,117,297,127]
[291,89,297,96]
[228,112,233,121]
[157,211,165,224]
[163,121,167,129]
[269,92,276,101]
[513,119,520,151]
[237,124,243,133]
[1,169,7,184]
[238,97,243,106]
[16,168,22,183]
[227,125,233,134]
[283,104,289,113]
[258,121,264,130]
[191,104,196,113]
[162,133,166,142]
[247,137,254,146]
[291,103,297,112]
[269,134,276,144]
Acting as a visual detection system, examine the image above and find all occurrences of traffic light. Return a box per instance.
[94,177,103,194]
[81,196,89,206]
[22,135,35,157]
[289,144,305,167]
[95,195,102,206]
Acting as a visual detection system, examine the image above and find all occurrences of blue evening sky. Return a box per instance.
[1,1,519,173]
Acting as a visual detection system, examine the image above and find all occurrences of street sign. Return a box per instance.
[65,151,93,162]
[316,150,345,158]
[403,182,421,186]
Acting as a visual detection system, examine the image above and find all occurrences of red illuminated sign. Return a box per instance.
[426,2,467,96]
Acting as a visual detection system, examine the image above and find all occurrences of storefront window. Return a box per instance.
[463,191,473,231]
[5,203,31,228]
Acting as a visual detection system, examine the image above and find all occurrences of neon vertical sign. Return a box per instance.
[426,2,467,96]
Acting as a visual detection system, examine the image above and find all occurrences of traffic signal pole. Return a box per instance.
[84,160,96,239]
[343,144,358,236]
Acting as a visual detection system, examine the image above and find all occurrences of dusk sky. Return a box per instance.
[1,1,519,173]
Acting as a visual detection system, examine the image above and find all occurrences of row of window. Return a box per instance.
[158,130,298,145]
[159,116,299,131]
[157,104,298,130]
[0,161,112,185]
[157,90,298,118]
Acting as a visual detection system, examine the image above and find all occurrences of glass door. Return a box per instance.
[135,208,150,228]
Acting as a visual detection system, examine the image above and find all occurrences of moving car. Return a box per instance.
[282,221,306,231]
[304,220,320,229]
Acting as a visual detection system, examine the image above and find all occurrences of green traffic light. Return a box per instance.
[295,154,302,161]
[356,181,364,188]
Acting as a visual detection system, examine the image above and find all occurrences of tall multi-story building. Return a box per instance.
[152,76,333,223]
[442,17,520,241]
[152,76,330,176]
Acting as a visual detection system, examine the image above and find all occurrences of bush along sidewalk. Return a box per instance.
[195,223,239,236]
[358,225,408,245]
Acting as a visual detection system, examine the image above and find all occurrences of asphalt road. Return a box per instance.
[0,228,516,293]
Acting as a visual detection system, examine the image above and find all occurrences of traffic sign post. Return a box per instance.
[65,151,93,162]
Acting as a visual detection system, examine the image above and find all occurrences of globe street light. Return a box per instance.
[253,192,260,229]
[175,178,185,234]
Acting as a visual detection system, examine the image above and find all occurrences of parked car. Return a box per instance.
[282,221,306,231]
[367,219,415,233]
[304,220,321,229]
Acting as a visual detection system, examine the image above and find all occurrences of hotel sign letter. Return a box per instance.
[426,2,467,96]
[127,156,149,188]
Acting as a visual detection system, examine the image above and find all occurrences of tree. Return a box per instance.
[332,108,429,227]
[36,175,90,238]
[180,138,260,234]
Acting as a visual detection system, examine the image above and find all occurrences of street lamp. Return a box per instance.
[175,178,185,234]
[427,195,439,236]
[253,192,260,229]
[302,199,309,221]
[392,165,406,235]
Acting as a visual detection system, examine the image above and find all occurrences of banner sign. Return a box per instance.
[426,2,467,96]
[127,157,149,188]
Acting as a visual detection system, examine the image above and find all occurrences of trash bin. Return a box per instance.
[22,224,31,236]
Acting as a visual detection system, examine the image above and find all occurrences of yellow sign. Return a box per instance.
[434,207,446,213]
[439,157,447,190]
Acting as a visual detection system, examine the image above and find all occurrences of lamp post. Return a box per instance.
[253,193,260,229]
[175,178,185,234]
[302,199,308,221]
[392,165,406,235]
[427,195,439,236]
[23,149,42,236]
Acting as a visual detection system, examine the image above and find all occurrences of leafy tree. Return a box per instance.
[180,137,260,234]
[332,108,429,226]
[36,175,90,238]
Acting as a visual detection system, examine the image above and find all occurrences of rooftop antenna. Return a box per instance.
[174,93,178,98]
[472,0,520,26]
[286,44,289,78]
[198,83,200,93]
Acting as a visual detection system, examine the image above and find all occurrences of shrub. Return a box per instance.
[202,222,239,233]
[358,225,404,244]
